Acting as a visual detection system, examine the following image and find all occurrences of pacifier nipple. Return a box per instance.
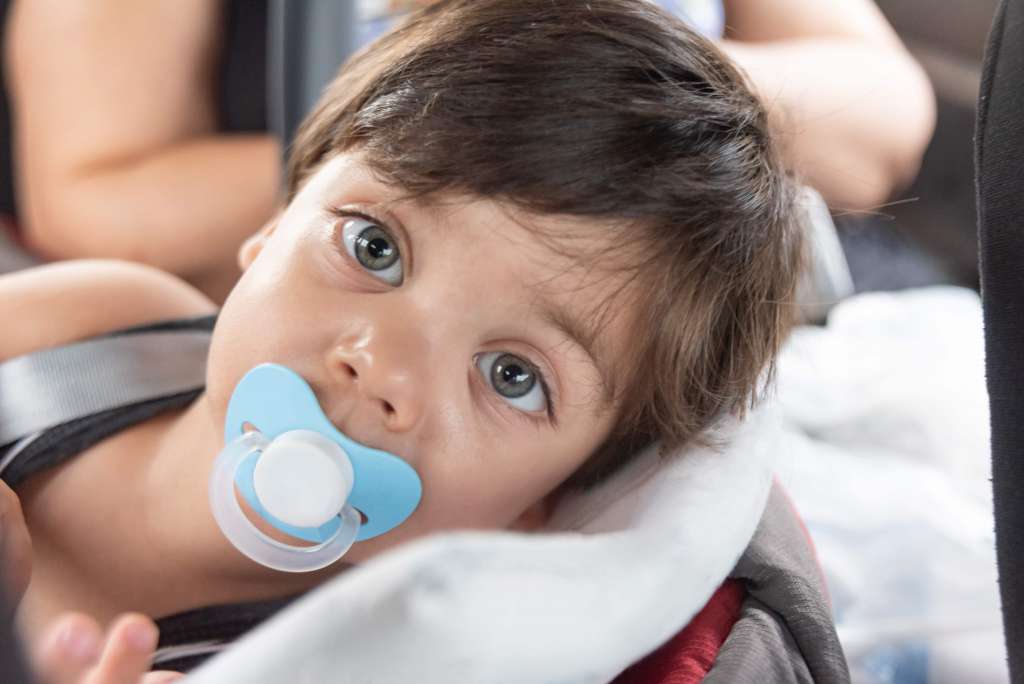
[253,430,354,528]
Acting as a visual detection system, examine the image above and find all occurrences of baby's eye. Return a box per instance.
[341,217,403,285]
[476,352,548,414]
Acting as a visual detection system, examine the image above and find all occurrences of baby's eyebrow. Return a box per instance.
[539,302,616,408]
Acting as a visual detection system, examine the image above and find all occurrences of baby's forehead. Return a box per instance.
[409,190,636,277]
[422,193,638,299]
[312,152,633,266]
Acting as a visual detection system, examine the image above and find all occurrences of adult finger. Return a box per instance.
[83,613,159,684]
[0,480,32,602]
[31,612,103,684]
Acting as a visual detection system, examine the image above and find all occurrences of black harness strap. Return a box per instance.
[0,317,213,488]
[0,315,301,673]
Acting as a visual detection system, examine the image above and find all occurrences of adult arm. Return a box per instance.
[720,0,936,210]
[5,0,280,301]
[0,260,214,363]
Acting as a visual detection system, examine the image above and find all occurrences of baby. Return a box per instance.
[0,0,803,680]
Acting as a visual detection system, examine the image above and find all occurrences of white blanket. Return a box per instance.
[772,286,1005,684]
[188,404,778,683]
[190,285,999,684]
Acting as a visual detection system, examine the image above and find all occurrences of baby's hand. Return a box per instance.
[32,612,183,684]
[0,479,32,605]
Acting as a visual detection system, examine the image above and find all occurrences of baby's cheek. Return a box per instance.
[339,464,548,565]
[428,456,528,528]
[410,477,525,534]
[442,475,543,530]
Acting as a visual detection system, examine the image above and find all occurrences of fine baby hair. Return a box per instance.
[213,0,805,571]
[288,0,805,488]
[0,1,829,681]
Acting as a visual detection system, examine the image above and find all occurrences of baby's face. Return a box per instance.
[206,152,634,563]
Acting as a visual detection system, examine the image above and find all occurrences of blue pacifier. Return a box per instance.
[208,364,422,572]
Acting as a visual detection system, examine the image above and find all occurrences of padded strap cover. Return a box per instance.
[0,331,209,446]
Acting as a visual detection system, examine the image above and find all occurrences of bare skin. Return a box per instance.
[0,261,211,683]
[5,0,279,302]
[2,153,639,678]
[29,610,183,684]
[720,0,935,210]
[5,0,932,305]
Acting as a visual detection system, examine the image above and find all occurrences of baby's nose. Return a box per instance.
[327,335,423,433]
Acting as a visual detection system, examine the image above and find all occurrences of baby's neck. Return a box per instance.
[143,395,334,598]
[20,395,331,640]
[20,395,327,634]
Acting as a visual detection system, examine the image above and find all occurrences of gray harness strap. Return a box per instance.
[0,317,302,674]
[0,331,210,447]
[707,484,851,683]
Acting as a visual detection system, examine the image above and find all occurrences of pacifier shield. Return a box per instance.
[223,364,422,541]
[210,363,423,573]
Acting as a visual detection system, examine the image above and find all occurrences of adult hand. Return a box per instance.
[32,612,183,684]
[0,480,32,606]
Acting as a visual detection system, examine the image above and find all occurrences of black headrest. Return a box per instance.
[976,1,1024,680]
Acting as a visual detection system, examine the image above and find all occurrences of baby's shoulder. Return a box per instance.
[0,259,216,362]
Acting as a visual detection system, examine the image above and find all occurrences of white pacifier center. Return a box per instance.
[253,430,355,528]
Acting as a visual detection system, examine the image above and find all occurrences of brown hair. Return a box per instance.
[287,0,805,488]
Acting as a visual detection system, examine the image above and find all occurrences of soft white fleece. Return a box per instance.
[188,407,778,684]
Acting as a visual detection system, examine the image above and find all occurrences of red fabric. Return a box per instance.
[612,580,745,684]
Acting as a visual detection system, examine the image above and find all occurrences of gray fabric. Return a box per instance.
[268,0,358,160]
[0,391,202,489]
[704,596,814,684]
[0,229,36,275]
[0,315,297,674]
[0,331,209,445]
[706,484,851,683]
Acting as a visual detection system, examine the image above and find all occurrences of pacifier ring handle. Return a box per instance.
[209,431,361,573]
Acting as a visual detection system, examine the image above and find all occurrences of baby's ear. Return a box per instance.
[238,211,282,271]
